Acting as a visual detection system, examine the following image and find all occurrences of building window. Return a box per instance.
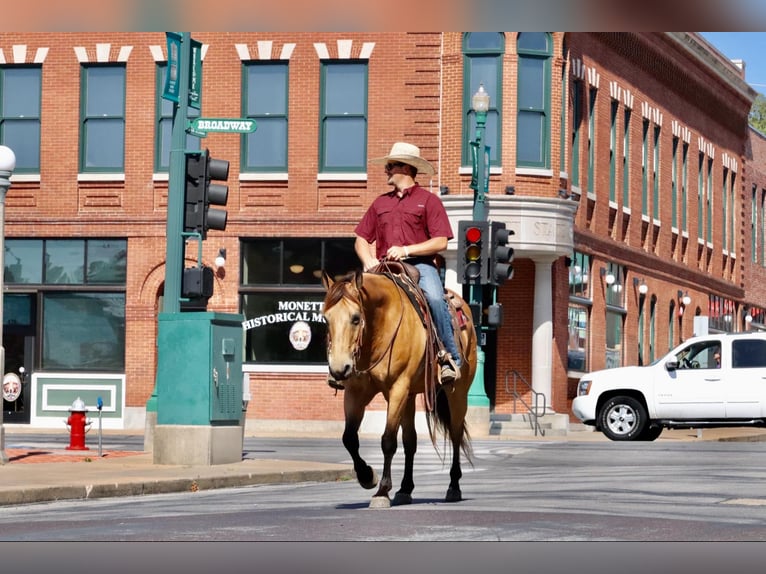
[604,262,625,368]
[671,136,679,229]
[652,125,660,220]
[752,184,758,263]
[587,86,596,194]
[80,65,125,172]
[649,295,656,363]
[698,152,704,241]
[637,293,645,366]
[721,168,734,252]
[622,107,631,208]
[681,141,688,234]
[609,99,617,202]
[319,62,367,172]
[706,157,713,244]
[517,32,551,168]
[668,300,676,351]
[243,62,288,172]
[4,239,127,373]
[571,79,583,188]
[642,119,649,217]
[729,171,736,253]
[462,32,504,167]
[154,63,199,172]
[240,238,361,364]
[0,65,41,173]
[567,251,590,373]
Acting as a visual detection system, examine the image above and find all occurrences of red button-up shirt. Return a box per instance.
[355,184,453,260]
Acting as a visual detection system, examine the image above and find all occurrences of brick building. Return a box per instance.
[0,32,758,435]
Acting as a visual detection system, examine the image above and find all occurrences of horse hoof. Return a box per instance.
[369,496,391,509]
[392,492,413,506]
[445,487,462,503]
[357,468,378,490]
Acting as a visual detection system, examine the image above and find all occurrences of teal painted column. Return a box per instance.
[468,345,490,406]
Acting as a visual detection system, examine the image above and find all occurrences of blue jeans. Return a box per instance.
[414,263,461,367]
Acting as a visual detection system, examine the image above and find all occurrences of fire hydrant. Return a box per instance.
[65,397,92,451]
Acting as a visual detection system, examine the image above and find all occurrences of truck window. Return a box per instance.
[732,339,766,369]
[676,340,721,370]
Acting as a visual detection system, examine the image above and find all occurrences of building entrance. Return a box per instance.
[3,294,36,424]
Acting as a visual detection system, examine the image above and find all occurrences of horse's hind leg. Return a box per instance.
[392,394,417,506]
[444,389,470,503]
[343,388,378,490]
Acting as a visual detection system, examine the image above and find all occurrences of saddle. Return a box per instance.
[370,260,471,408]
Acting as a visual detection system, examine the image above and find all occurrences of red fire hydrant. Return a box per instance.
[65,397,92,451]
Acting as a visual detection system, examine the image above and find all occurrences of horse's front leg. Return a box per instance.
[369,385,409,509]
[392,394,417,506]
[343,385,378,490]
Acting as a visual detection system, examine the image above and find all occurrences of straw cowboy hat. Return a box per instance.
[370,142,435,176]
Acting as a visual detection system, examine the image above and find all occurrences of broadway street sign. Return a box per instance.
[188,117,257,136]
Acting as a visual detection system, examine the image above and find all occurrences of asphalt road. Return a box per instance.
[1,436,765,542]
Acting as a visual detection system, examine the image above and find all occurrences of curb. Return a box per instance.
[0,467,355,507]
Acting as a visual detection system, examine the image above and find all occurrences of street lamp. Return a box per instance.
[0,145,16,465]
[471,83,490,221]
[467,84,491,409]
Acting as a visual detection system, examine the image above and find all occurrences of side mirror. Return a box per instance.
[665,359,679,372]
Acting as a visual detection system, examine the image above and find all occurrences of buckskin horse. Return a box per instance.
[321,264,478,508]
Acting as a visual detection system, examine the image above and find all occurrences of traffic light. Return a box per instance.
[181,265,214,311]
[457,220,489,285]
[489,221,514,285]
[183,149,230,240]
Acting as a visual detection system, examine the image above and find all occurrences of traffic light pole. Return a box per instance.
[164,31,192,315]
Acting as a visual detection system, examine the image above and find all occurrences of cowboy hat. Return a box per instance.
[370,142,435,176]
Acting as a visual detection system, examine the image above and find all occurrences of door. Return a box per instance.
[3,294,36,424]
[653,339,726,419]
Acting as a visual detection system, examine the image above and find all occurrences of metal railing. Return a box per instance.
[505,369,547,436]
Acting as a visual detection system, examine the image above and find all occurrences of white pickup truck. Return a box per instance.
[572,332,766,441]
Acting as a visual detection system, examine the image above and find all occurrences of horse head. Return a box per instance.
[322,270,365,381]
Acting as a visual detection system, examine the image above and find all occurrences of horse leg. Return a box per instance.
[369,386,409,509]
[343,386,378,490]
[392,394,417,506]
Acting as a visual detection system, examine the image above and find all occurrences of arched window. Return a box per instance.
[462,33,504,167]
[517,32,552,169]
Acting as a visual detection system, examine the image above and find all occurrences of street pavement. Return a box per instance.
[1,425,765,507]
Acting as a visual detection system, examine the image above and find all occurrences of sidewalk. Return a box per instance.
[1,426,765,507]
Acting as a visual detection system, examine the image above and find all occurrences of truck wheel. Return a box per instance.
[598,396,648,441]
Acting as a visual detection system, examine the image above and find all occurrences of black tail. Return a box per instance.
[425,386,473,465]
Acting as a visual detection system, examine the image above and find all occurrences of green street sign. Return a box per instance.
[188,118,257,134]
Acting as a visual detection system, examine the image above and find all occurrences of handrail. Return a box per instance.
[504,369,547,436]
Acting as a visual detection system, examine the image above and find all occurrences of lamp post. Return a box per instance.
[467,84,491,409]
[0,145,16,465]
[471,83,490,222]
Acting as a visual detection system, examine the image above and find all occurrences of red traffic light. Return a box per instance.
[465,226,483,244]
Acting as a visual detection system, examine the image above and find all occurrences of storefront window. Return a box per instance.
[240,238,360,365]
[567,251,591,373]
[42,292,125,371]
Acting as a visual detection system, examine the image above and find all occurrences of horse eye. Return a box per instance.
[351,314,361,326]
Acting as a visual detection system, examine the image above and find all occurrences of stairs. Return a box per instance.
[489,413,589,437]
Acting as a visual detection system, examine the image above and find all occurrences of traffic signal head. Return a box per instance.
[489,221,514,285]
[184,149,230,240]
[457,220,489,285]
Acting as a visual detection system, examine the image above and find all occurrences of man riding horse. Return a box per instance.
[328,142,461,390]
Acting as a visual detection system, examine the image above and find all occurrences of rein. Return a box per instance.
[351,268,406,375]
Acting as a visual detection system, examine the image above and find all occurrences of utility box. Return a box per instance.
[154,311,245,465]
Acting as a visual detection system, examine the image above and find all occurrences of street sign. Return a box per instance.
[189,38,202,110]
[188,118,257,134]
[163,32,181,103]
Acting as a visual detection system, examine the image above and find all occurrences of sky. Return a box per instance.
[700,32,766,95]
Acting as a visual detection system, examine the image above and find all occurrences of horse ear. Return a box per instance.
[353,269,364,291]
[321,270,334,290]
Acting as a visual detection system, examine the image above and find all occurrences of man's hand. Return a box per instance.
[385,245,409,261]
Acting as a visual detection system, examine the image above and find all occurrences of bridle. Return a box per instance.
[328,272,406,375]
